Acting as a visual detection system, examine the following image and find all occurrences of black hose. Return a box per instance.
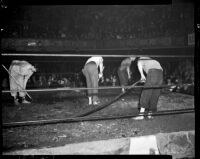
[3,108,194,128]
[2,79,194,128]
[74,80,142,117]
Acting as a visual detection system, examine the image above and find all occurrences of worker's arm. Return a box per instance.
[98,59,104,79]
[127,66,131,80]
[137,61,146,82]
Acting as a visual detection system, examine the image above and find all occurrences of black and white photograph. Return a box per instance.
[1,0,196,157]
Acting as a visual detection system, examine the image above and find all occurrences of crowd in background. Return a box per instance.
[1,5,194,95]
[2,5,194,40]
[163,59,194,95]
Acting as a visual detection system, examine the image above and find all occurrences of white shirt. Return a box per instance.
[85,56,104,74]
[85,56,103,66]
[138,57,163,74]
[9,60,36,76]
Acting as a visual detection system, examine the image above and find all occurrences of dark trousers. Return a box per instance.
[117,67,128,86]
[82,62,99,102]
[139,69,163,112]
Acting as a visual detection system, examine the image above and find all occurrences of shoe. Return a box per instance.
[22,99,31,104]
[132,113,144,120]
[14,99,20,105]
[88,101,93,105]
[93,101,100,105]
[88,97,92,105]
[147,111,153,119]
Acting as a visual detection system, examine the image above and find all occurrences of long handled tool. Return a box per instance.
[2,64,32,101]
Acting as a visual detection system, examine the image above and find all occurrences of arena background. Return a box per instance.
[1,0,196,156]
[1,2,195,94]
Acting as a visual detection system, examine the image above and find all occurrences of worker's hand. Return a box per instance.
[82,69,86,75]
[99,73,103,79]
[32,66,37,72]
[27,66,36,75]
[140,76,146,83]
[100,76,104,83]
[102,66,105,72]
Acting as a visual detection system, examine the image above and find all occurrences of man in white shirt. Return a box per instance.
[118,57,135,93]
[82,56,104,105]
[132,57,163,120]
[9,60,36,105]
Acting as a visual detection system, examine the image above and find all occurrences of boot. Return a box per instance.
[147,111,153,119]
[21,97,31,104]
[132,107,145,120]
[14,98,20,105]
[93,100,100,105]
[88,96,92,105]
[93,96,100,105]
[122,88,125,93]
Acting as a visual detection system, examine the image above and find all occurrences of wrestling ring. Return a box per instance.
[1,51,195,128]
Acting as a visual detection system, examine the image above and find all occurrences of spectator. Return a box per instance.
[2,78,9,90]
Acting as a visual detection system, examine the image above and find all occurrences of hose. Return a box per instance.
[3,108,194,128]
[74,80,141,117]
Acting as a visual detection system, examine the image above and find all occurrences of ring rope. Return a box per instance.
[2,84,177,93]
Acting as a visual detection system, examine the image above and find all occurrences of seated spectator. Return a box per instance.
[38,75,47,88]
[111,75,117,86]
[58,77,72,87]
[47,74,58,87]
[2,78,9,90]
